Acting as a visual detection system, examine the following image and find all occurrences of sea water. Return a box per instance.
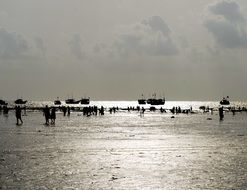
[4,100,247,109]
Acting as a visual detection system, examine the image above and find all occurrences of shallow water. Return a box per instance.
[5,100,247,110]
[0,109,246,189]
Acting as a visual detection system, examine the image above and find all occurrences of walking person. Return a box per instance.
[67,106,70,116]
[219,106,224,121]
[62,106,67,116]
[15,106,23,125]
[43,105,50,125]
[3,106,9,115]
[51,107,56,125]
[140,107,145,117]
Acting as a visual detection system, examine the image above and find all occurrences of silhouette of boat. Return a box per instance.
[0,100,7,105]
[138,99,146,104]
[80,98,90,105]
[65,98,80,104]
[147,98,165,105]
[220,96,230,105]
[138,94,146,104]
[15,99,27,104]
[147,94,165,105]
[54,97,62,105]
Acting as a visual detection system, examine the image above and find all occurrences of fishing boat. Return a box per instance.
[138,99,146,104]
[0,100,7,105]
[15,99,27,104]
[150,98,165,105]
[65,98,80,104]
[80,98,90,105]
[138,94,146,104]
[220,96,230,105]
[54,97,62,105]
[147,93,165,105]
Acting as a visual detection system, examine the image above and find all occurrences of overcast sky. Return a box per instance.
[0,0,247,101]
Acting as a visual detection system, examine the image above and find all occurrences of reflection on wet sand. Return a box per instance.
[0,109,246,189]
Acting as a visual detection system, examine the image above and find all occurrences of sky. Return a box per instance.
[0,0,247,101]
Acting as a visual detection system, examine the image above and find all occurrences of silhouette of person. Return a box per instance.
[51,107,56,125]
[140,107,145,117]
[62,106,67,116]
[67,106,70,116]
[3,106,8,115]
[219,107,224,121]
[43,105,50,125]
[100,106,104,115]
[15,106,23,125]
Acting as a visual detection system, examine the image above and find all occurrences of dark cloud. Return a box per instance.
[69,34,84,59]
[204,0,247,49]
[0,27,29,58]
[141,16,171,36]
[114,16,178,56]
[204,20,247,48]
[208,0,244,23]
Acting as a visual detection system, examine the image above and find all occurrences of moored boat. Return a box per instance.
[147,93,165,105]
[15,99,27,104]
[54,97,62,105]
[138,94,146,104]
[65,98,80,104]
[0,100,7,105]
[150,98,165,105]
[138,99,146,104]
[220,96,230,105]
[80,98,90,105]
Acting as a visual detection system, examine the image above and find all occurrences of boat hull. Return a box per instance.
[15,99,27,104]
[54,101,62,105]
[65,99,80,104]
[81,99,90,105]
[138,99,146,104]
[148,99,165,105]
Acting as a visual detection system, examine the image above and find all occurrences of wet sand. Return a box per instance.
[0,111,246,189]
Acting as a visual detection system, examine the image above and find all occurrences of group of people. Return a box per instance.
[61,106,71,116]
[82,106,105,116]
[58,106,105,117]
[11,105,107,126]
[43,106,56,125]
[1,104,234,125]
[0,105,9,115]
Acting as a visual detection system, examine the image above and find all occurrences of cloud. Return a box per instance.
[0,27,29,58]
[34,37,46,56]
[204,0,247,49]
[69,34,84,59]
[141,16,171,36]
[208,0,244,23]
[114,16,178,56]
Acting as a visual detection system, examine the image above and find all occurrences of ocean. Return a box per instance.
[4,100,247,110]
[0,101,246,189]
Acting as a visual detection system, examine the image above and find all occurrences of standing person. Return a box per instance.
[140,107,145,117]
[43,105,50,125]
[15,106,23,125]
[67,106,70,116]
[23,106,27,115]
[3,106,9,115]
[219,106,224,121]
[51,107,56,125]
[62,106,67,116]
[100,106,104,115]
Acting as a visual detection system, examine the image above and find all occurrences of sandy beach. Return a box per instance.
[0,110,246,189]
